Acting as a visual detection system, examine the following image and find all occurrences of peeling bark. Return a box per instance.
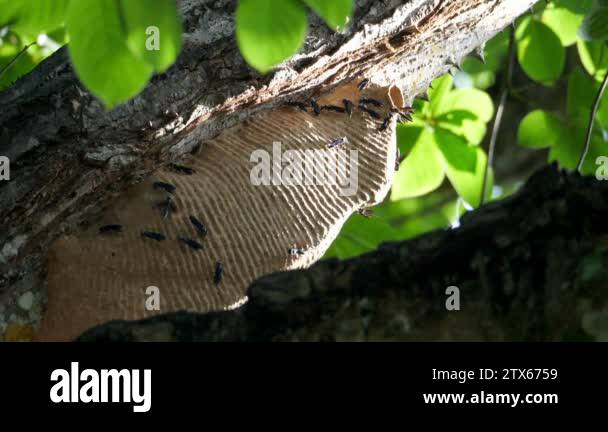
[78,166,608,342]
[0,1,537,313]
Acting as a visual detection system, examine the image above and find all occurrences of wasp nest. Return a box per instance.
[37,81,404,341]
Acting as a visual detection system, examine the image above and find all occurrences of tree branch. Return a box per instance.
[77,165,608,342]
[0,0,539,322]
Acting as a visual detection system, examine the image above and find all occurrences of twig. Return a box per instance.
[480,28,515,206]
[576,71,608,172]
[0,42,35,80]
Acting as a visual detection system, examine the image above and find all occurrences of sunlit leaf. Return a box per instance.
[516,16,565,84]
[236,0,307,73]
[121,0,183,72]
[0,0,69,36]
[428,75,454,115]
[435,88,494,145]
[483,30,511,72]
[324,214,401,259]
[435,129,489,208]
[396,123,424,156]
[579,6,608,41]
[518,109,565,149]
[392,127,445,200]
[460,58,496,90]
[66,0,153,108]
[577,40,608,80]
[303,0,353,31]
[542,0,591,46]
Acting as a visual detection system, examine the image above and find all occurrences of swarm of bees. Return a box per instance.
[286,78,415,156]
[282,78,418,243]
[100,80,418,291]
[98,163,225,288]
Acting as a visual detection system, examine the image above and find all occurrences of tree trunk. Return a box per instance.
[78,165,608,342]
[0,0,538,338]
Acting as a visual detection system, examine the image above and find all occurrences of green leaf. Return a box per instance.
[121,0,183,72]
[598,90,608,130]
[579,6,608,41]
[236,0,307,73]
[577,39,608,80]
[392,127,445,200]
[324,214,401,259]
[518,110,565,149]
[567,67,607,127]
[542,0,590,46]
[428,75,454,115]
[554,0,594,14]
[396,122,424,156]
[460,58,496,90]
[483,30,511,72]
[0,42,36,90]
[303,0,353,31]
[435,88,494,145]
[0,0,69,36]
[435,129,489,208]
[549,126,605,175]
[66,0,153,108]
[569,69,608,131]
[516,16,565,84]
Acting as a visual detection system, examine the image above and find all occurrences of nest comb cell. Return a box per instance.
[36,81,403,341]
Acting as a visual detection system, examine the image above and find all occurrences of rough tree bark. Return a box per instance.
[0,0,538,336]
[78,166,608,342]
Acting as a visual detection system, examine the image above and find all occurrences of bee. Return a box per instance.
[343,99,354,117]
[179,237,203,251]
[153,181,176,194]
[99,225,122,235]
[170,163,195,175]
[358,208,374,218]
[358,78,370,91]
[142,231,166,241]
[359,98,383,108]
[322,105,346,114]
[379,116,391,132]
[287,101,308,112]
[359,105,381,119]
[189,215,208,238]
[214,261,223,286]
[399,112,413,123]
[156,196,177,220]
[288,247,305,256]
[392,108,414,123]
[310,99,321,116]
[328,136,349,149]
